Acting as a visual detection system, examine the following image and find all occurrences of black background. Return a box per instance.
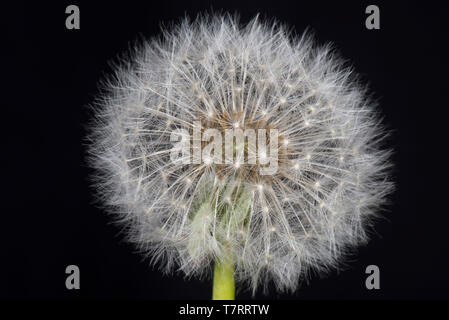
[3,0,448,301]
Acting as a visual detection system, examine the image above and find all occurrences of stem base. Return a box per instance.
[212,259,235,300]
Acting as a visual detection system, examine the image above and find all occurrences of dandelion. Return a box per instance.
[87,14,393,298]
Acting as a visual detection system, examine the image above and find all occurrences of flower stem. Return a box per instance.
[212,256,235,300]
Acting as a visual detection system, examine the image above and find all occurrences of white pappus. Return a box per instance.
[87,14,393,294]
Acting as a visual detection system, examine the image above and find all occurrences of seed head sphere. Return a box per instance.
[88,15,393,293]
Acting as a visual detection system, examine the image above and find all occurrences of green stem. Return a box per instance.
[212,256,235,300]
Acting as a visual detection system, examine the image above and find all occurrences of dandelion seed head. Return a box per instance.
[87,14,393,294]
